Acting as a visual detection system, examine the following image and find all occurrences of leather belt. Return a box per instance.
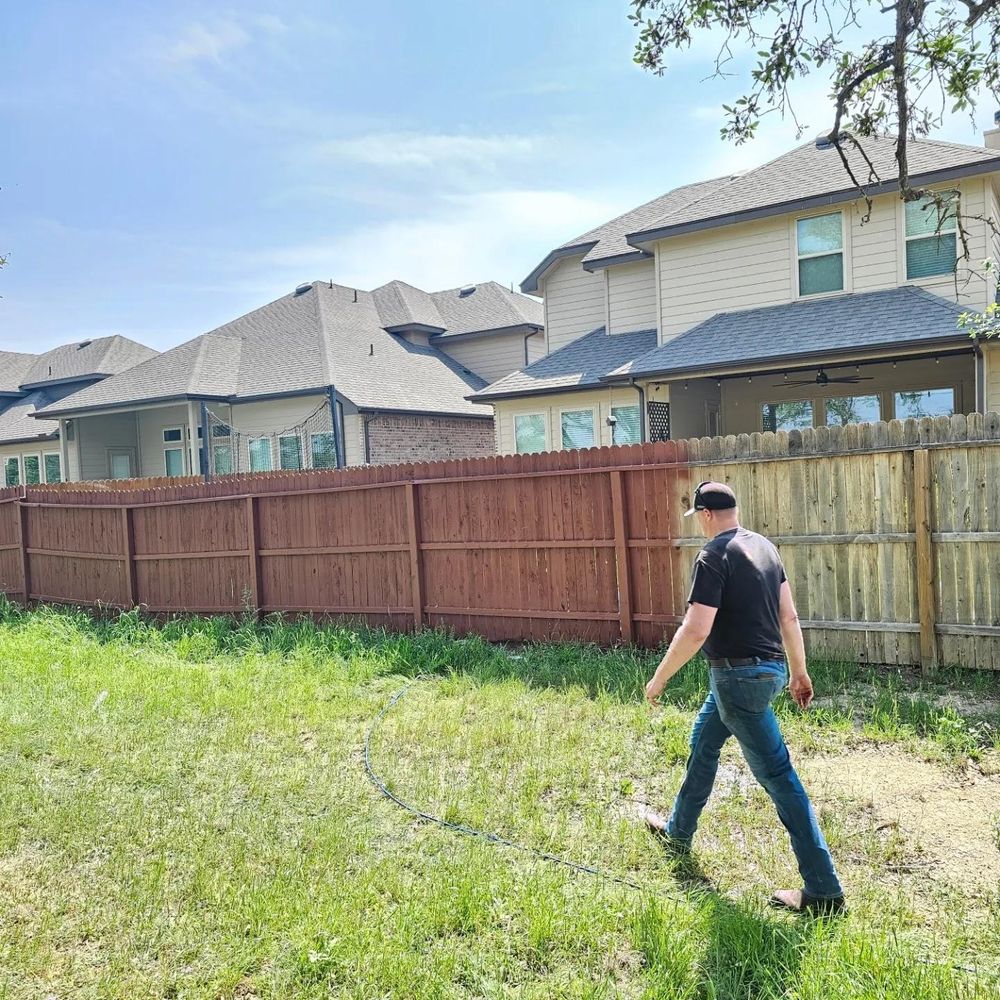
[707,656,785,668]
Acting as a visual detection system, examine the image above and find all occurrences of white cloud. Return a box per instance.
[229,189,620,295]
[314,132,538,170]
[156,14,287,66]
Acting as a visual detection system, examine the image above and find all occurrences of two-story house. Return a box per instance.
[473,125,1000,453]
[1,336,157,485]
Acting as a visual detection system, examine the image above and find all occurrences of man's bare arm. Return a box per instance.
[645,602,717,704]
[779,580,813,709]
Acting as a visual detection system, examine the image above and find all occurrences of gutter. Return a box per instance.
[600,334,976,384]
[625,158,1000,249]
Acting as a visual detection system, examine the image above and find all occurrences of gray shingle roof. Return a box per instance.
[629,134,1000,242]
[36,281,495,419]
[431,281,543,337]
[472,326,657,401]
[523,132,1000,293]
[370,280,445,331]
[0,352,35,394]
[0,382,84,445]
[19,336,157,388]
[607,287,969,380]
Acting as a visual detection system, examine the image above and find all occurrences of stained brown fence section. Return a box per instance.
[3,414,1000,669]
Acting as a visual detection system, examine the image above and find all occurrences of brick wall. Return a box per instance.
[365,414,495,465]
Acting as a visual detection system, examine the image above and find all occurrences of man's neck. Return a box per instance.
[708,519,740,540]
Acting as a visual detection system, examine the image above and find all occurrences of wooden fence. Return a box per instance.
[2,412,1000,670]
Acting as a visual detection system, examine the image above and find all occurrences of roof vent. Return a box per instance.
[815,133,834,150]
[458,284,476,297]
[995,110,1000,125]
[294,282,313,296]
[77,340,92,349]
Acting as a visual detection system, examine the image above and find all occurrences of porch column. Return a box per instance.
[58,419,71,482]
[186,400,201,477]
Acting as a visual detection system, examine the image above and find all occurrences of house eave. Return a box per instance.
[602,334,976,383]
[581,250,653,272]
[431,323,543,344]
[18,373,106,392]
[0,430,60,447]
[469,381,611,403]
[625,158,1000,248]
[357,404,493,421]
[520,242,597,295]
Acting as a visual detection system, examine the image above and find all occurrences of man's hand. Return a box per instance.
[645,678,663,707]
[789,670,813,710]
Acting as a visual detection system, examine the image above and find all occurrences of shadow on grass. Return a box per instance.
[638,849,816,998]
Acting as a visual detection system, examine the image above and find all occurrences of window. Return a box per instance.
[824,394,881,426]
[611,405,641,445]
[796,212,844,295]
[894,388,955,419]
[162,427,183,443]
[310,432,337,469]
[4,457,19,487]
[43,453,62,484]
[213,444,233,476]
[762,401,813,432]
[905,195,957,280]
[279,435,303,470]
[109,451,133,479]
[211,422,231,438]
[514,414,546,454]
[164,448,185,477]
[23,455,41,485]
[248,437,273,472]
[560,408,595,450]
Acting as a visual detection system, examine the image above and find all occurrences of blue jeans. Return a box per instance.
[666,661,843,899]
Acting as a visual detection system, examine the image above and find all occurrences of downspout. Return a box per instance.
[326,386,346,469]
[523,327,541,366]
[199,401,210,481]
[362,410,379,465]
[630,378,647,442]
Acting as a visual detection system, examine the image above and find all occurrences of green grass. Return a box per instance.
[0,600,998,998]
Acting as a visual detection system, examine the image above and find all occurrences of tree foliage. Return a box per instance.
[630,0,1000,336]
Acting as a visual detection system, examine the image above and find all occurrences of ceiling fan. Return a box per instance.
[774,368,874,388]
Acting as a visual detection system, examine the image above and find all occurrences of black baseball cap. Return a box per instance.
[684,481,737,517]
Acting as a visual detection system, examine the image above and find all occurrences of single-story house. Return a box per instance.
[472,125,1000,452]
[34,279,543,479]
[1,336,157,485]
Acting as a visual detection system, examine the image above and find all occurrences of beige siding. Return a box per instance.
[719,354,975,434]
[493,386,647,455]
[607,260,657,334]
[656,181,997,342]
[542,256,606,353]
[344,412,365,467]
[137,404,191,477]
[76,412,139,480]
[985,342,1000,413]
[438,331,531,384]
[658,216,793,340]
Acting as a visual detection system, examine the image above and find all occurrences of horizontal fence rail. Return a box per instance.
[2,412,1000,669]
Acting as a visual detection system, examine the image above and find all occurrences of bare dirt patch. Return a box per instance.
[801,749,1000,894]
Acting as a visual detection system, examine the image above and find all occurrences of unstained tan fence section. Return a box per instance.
[1,413,999,670]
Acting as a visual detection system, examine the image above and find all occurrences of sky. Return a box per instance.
[1,1,995,355]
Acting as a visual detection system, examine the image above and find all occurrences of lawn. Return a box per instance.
[0,601,998,999]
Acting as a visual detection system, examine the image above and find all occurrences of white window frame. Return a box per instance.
[792,210,849,299]
[278,433,303,471]
[558,406,597,451]
[42,451,62,484]
[820,390,884,427]
[162,426,184,444]
[247,436,274,472]
[162,425,186,477]
[512,412,548,455]
[21,452,42,486]
[3,455,22,487]
[760,399,815,433]
[889,384,959,421]
[902,193,959,283]
[610,404,642,446]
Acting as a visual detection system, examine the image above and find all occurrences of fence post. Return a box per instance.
[610,470,634,644]
[912,448,938,674]
[404,482,424,630]
[120,506,137,607]
[17,501,30,606]
[245,496,262,614]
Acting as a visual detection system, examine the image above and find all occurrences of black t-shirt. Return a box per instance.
[687,527,787,661]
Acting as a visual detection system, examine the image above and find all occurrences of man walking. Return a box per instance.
[643,481,845,915]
